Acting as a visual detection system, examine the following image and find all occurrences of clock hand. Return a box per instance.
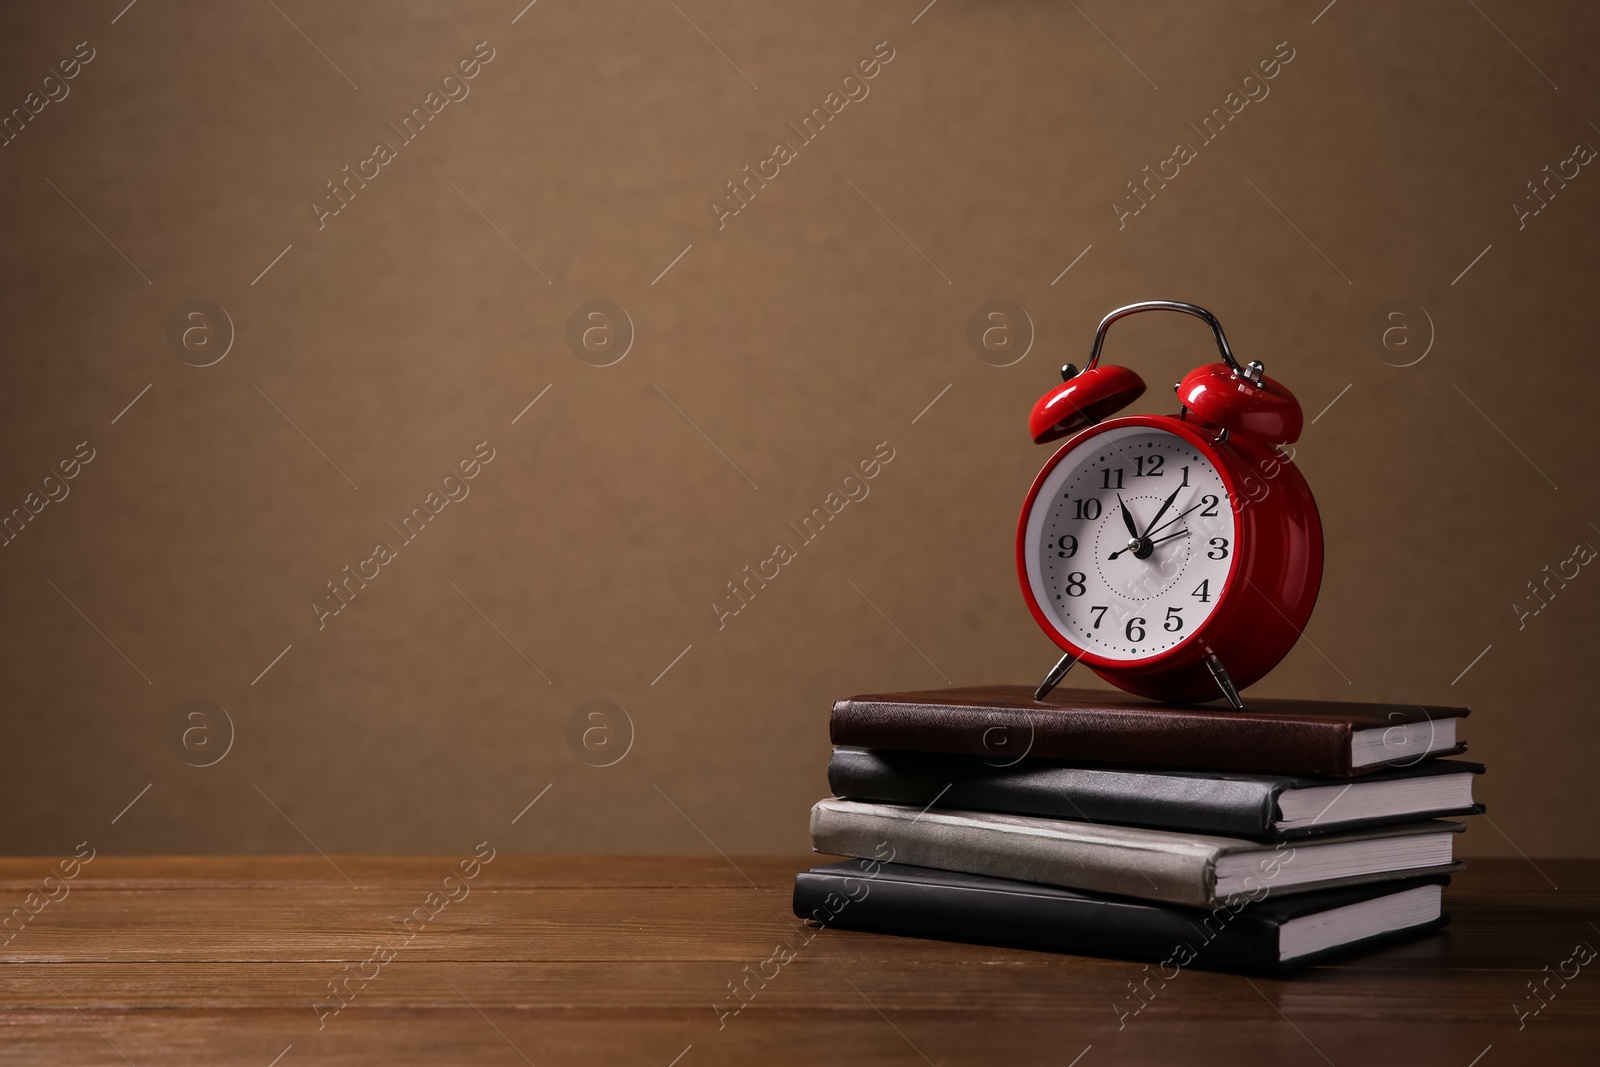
[1109,523,1192,560]
[1146,527,1191,547]
[1139,484,1184,540]
[1144,502,1202,540]
[1117,494,1140,540]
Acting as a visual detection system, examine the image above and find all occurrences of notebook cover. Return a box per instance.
[829,685,1469,776]
[827,747,1485,838]
[809,797,1464,908]
[793,860,1452,972]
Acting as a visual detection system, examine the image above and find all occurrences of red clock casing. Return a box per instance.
[1016,414,1322,702]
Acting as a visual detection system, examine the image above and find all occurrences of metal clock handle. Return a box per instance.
[1081,301,1264,387]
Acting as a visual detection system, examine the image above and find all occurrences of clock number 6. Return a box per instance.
[1125,617,1146,642]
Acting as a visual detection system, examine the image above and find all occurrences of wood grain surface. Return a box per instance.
[0,856,1595,1064]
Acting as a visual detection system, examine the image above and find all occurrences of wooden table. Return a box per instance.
[1,855,1594,1064]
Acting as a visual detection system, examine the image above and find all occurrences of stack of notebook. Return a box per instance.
[794,685,1482,970]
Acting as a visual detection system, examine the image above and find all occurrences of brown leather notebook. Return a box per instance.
[829,685,1469,777]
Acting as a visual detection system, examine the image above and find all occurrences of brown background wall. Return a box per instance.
[1,0,1596,860]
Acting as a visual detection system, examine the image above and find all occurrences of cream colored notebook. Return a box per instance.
[809,798,1463,909]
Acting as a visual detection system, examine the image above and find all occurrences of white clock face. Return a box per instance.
[1025,425,1237,662]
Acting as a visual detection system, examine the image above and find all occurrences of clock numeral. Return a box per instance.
[1200,494,1220,517]
[1191,579,1211,603]
[1071,498,1102,521]
[1125,617,1147,642]
[1056,535,1078,558]
[1064,572,1086,597]
[1090,605,1108,629]
[1179,465,1189,487]
[1134,454,1164,477]
[1101,467,1124,490]
[1163,606,1184,632]
[1207,537,1230,560]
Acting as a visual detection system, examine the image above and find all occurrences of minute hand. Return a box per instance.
[1139,485,1183,540]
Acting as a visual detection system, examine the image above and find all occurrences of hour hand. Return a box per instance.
[1117,494,1139,540]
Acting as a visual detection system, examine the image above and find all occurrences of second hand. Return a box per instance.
[1144,501,1202,540]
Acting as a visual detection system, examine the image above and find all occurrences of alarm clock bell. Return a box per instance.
[1028,301,1304,447]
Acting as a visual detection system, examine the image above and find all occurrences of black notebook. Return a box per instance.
[828,747,1484,838]
[794,860,1450,971]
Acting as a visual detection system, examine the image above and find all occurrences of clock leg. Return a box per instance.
[1034,652,1079,701]
[1204,653,1246,710]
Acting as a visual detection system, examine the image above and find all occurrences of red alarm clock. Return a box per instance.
[1017,301,1322,708]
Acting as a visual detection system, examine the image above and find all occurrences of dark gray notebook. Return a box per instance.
[829,747,1483,838]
